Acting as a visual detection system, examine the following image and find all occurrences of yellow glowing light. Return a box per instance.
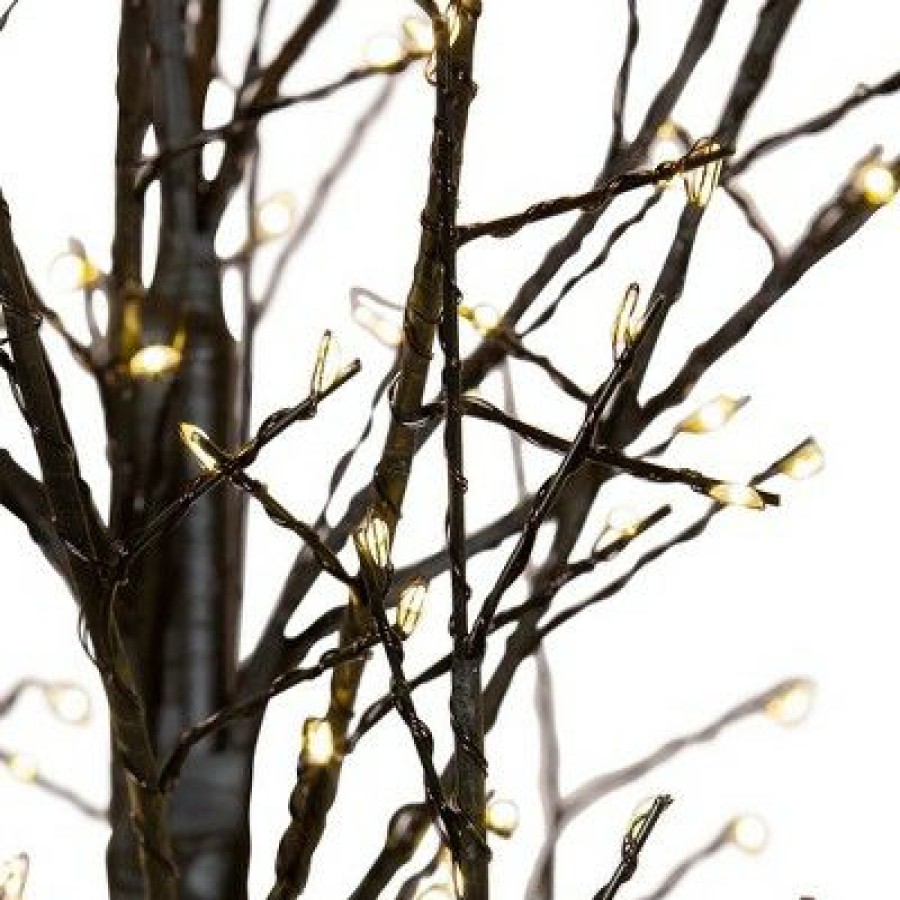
[677,395,749,435]
[856,161,896,206]
[6,754,38,784]
[729,814,769,854]
[0,854,29,900]
[310,330,350,395]
[128,344,182,379]
[355,510,392,570]
[459,304,502,337]
[301,717,335,767]
[48,250,100,292]
[611,282,643,358]
[364,34,405,70]
[594,506,643,555]
[416,886,454,900]
[708,482,765,510]
[485,798,519,838]
[683,138,723,208]
[396,577,429,637]
[765,678,815,727]
[402,16,435,56]
[178,422,221,472]
[778,439,825,480]
[254,192,296,241]
[351,304,403,348]
[44,682,92,726]
[650,121,683,178]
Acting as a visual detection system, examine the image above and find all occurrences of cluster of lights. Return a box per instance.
[458,303,502,337]
[396,577,429,637]
[855,159,897,207]
[301,717,335,767]
[683,137,723,209]
[0,854,28,900]
[611,282,644,358]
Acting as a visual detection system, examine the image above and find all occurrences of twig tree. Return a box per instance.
[0,1,897,899]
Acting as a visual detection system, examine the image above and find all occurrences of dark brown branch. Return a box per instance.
[456,147,732,245]
[634,829,730,900]
[641,153,900,423]
[728,70,900,180]
[0,450,68,578]
[0,745,108,820]
[204,0,342,223]
[609,0,639,156]
[592,795,672,900]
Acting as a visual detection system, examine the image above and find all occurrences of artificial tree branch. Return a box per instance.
[1,195,177,900]
[0,746,108,820]
[641,152,900,423]
[591,795,672,900]
[633,827,730,900]
[455,146,732,245]
[239,0,735,702]
[253,78,399,321]
[0,450,68,578]
[262,10,484,897]
[204,0,342,223]
[728,69,900,180]
[526,679,803,894]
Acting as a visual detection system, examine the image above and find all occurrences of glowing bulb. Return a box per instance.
[459,303,502,336]
[396,577,429,637]
[364,34,405,70]
[676,395,749,435]
[708,482,765,510]
[0,854,29,900]
[416,887,454,900]
[402,16,435,56]
[729,814,769,853]
[594,506,642,555]
[301,717,335,766]
[310,330,348,395]
[650,121,683,178]
[611,282,643,359]
[129,344,182,379]
[355,510,392,570]
[351,304,403,348]
[683,138,723,208]
[178,422,221,472]
[485,798,519,838]
[765,678,815,726]
[48,249,100,292]
[855,160,896,206]
[44,682,92,726]
[778,439,824,480]
[6,754,38,784]
[254,192,296,241]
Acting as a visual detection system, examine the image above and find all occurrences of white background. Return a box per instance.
[1,1,899,899]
